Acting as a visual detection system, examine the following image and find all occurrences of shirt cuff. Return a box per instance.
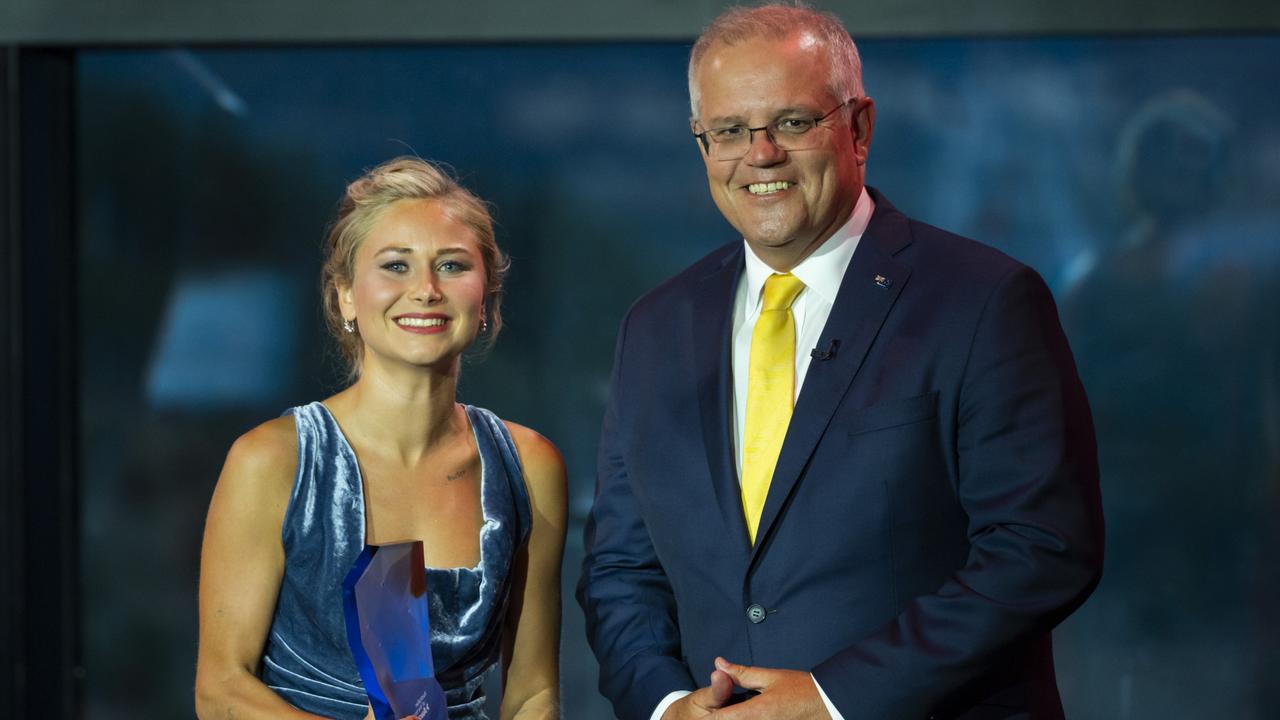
[813,674,844,720]
[651,690,692,720]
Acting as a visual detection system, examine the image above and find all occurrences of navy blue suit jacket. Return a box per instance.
[577,190,1103,720]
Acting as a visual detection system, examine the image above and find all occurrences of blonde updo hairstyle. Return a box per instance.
[322,156,508,380]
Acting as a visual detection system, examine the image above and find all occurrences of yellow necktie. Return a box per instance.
[742,272,806,544]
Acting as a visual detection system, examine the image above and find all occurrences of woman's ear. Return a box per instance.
[337,281,356,321]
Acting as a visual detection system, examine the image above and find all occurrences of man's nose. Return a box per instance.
[745,126,786,165]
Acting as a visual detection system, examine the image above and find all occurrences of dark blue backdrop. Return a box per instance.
[77,37,1280,718]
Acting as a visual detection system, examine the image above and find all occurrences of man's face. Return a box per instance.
[693,32,873,270]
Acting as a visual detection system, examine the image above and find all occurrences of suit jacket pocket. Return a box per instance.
[847,391,939,436]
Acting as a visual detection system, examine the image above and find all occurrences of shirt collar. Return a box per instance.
[742,186,875,311]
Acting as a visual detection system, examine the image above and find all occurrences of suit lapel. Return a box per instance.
[691,245,753,556]
[750,196,914,560]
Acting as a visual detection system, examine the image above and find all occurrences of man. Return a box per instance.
[577,5,1103,719]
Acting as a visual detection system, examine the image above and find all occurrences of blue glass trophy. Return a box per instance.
[342,541,447,720]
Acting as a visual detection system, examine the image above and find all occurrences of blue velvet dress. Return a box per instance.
[259,402,532,719]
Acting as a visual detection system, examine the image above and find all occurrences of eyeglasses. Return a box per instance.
[693,98,857,160]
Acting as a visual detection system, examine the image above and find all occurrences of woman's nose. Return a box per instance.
[410,273,443,302]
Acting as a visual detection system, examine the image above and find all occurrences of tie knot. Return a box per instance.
[761,273,806,311]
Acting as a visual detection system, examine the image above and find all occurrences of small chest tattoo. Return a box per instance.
[446,468,467,482]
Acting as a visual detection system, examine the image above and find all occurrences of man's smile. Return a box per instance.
[746,181,795,195]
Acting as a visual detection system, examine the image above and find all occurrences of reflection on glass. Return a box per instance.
[146,270,303,409]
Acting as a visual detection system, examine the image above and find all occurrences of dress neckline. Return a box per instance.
[315,401,492,575]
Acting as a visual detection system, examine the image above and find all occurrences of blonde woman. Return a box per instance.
[196,157,565,720]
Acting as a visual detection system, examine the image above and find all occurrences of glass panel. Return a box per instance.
[78,37,1280,718]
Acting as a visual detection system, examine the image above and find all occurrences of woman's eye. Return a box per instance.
[437,260,470,273]
[381,261,408,273]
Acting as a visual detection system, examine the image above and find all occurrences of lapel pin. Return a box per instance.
[874,274,892,288]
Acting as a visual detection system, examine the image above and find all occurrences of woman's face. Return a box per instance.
[339,198,487,374]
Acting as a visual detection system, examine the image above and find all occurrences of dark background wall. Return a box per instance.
[4,0,1280,42]
[3,2,1279,719]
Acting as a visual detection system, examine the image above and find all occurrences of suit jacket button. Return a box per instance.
[746,603,767,624]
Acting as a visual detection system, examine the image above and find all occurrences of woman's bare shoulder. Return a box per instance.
[502,421,563,474]
[502,421,567,517]
[218,415,299,502]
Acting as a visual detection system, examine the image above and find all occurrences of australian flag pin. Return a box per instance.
[874,274,892,288]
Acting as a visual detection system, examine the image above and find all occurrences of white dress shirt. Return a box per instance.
[650,187,873,720]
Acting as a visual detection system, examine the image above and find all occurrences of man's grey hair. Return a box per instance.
[688,3,864,120]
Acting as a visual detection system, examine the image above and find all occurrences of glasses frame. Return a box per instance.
[693,97,858,159]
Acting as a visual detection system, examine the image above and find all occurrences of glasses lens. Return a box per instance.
[774,126,821,152]
[710,141,748,160]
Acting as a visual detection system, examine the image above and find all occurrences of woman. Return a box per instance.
[195,157,565,719]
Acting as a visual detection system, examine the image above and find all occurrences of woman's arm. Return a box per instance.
[499,424,568,720]
[195,417,328,720]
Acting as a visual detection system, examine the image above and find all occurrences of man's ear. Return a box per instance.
[853,96,876,165]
